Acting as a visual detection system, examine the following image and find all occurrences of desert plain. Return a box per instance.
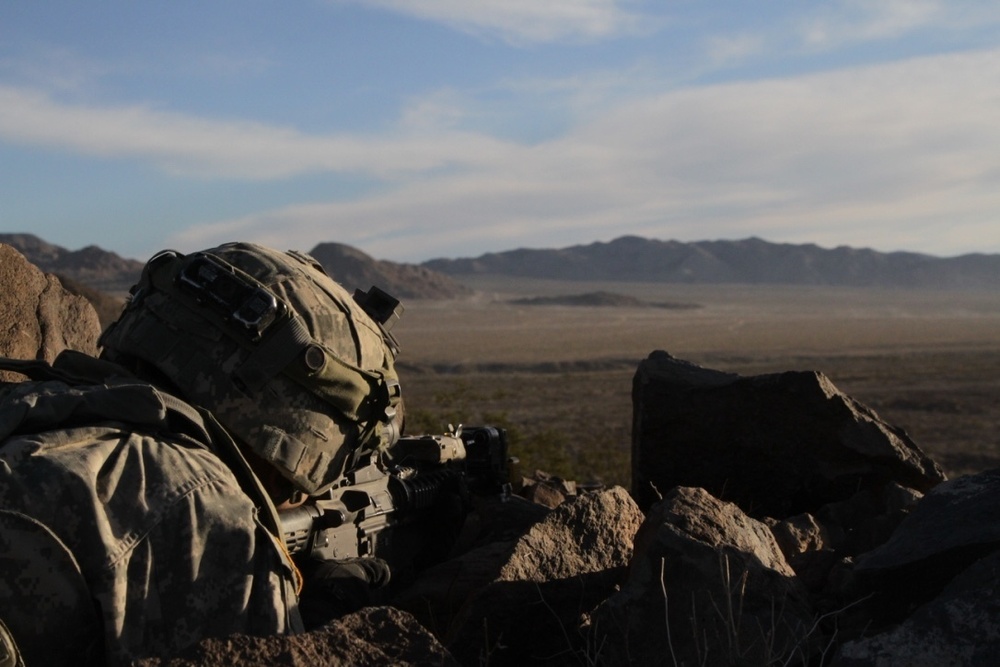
[395,276,1000,487]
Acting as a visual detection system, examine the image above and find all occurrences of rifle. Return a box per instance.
[279,425,512,578]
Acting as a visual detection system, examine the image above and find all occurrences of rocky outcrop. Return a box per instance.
[631,350,945,517]
[0,244,102,379]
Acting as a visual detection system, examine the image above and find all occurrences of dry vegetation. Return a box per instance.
[396,277,1000,487]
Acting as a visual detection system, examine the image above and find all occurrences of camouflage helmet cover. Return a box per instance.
[99,242,402,495]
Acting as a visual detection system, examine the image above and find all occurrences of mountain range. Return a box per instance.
[4,234,998,301]
[425,236,1000,290]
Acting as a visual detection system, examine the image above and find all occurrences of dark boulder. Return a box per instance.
[856,469,1000,573]
[846,468,1000,628]
[834,550,1000,667]
[631,351,945,518]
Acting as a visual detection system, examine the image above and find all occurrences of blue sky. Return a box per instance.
[3,1,1000,262]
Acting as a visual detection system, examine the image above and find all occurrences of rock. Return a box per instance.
[768,512,832,560]
[815,482,923,557]
[833,550,1000,667]
[390,494,550,638]
[631,351,945,518]
[519,470,578,509]
[131,606,458,667]
[591,486,818,667]
[0,244,102,380]
[857,469,1000,573]
[443,487,644,666]
[497,486,639,583]
[54,273,125,329]
[848,469,1000,627]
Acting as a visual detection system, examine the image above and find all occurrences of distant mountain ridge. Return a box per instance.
[8,234,998,298]
[306,242,470,299]
[423,236,1000,290]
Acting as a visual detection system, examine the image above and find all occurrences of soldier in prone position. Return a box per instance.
[0,243,404,666]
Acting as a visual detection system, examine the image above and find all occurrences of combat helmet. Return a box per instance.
[99,242,403,496]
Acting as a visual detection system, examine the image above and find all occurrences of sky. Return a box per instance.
[3,1,1000,263]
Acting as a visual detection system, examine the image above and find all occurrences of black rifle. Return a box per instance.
[280,425,511,578]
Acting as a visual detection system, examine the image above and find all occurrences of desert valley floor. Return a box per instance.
[395,278,1000,486]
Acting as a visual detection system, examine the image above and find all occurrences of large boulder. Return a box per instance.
[631,351,945,518]
[132,606,457,667]
[442,487,644,666]
[855,469,1000,574]
[0,244,102,380]
[845,468,1000,629]
[590,486,818,667]
[833,550,1000,667]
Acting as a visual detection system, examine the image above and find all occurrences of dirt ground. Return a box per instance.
[394,278,1000,486]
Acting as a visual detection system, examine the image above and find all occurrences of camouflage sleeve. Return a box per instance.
[0,426,301,664]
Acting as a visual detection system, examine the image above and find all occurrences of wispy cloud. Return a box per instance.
[332,0,649,43]
[696,1,1000,76]
[167,49,1000,260]
[0,47,129,93]
[0,85,516,178]
[704,33,767,68]
[799,0,944,48]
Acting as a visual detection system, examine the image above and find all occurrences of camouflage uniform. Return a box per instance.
[0,243,401,665]
[0,353,303,666]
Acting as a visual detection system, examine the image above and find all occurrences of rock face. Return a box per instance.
[631,350,946,518]
[0,244,102,379]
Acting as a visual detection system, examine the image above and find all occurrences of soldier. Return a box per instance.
[0,242,403,666]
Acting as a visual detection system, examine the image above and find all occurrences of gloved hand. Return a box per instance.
[297,556,392,630]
